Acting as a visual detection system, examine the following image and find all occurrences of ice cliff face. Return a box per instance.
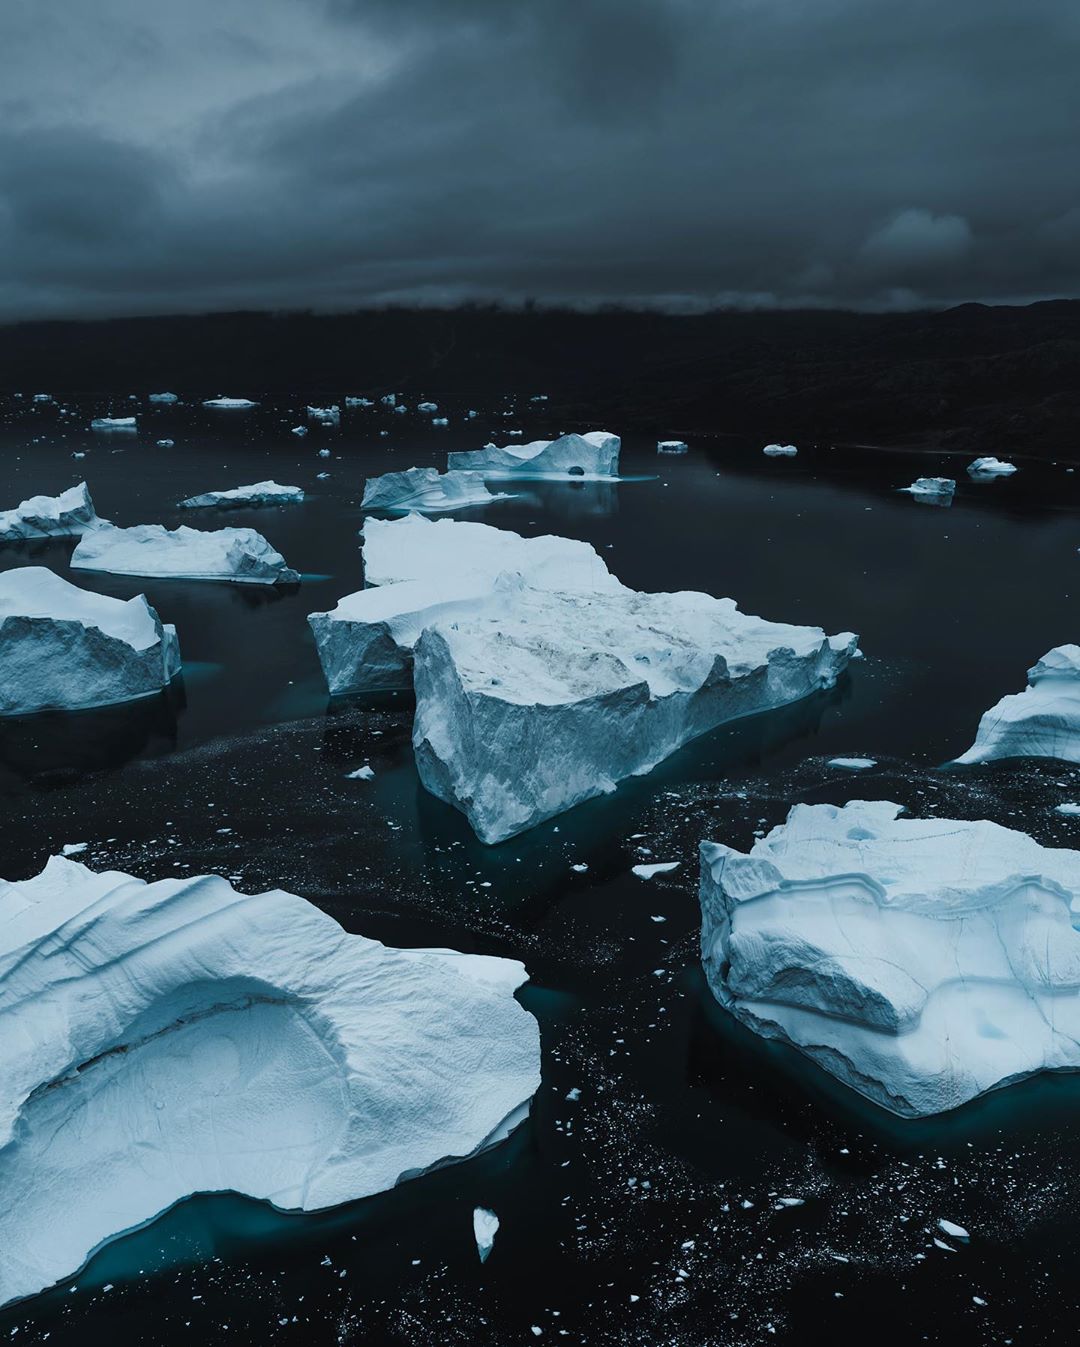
[361,468,501,513]
[0,857,540,1307]
[0,483,106,541]
[72,523,300,585]
[412,585,857,844]
[179,481,305,509]
[699,800,1080,1117]
[0,567,179,715]
[954,645,1080,765]
[448,431,620,478]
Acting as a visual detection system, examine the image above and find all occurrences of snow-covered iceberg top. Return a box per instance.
[953,645,1080,765]
[900,477,955,499]
[0,482,106,542]
[967,456,1017,477]
[0,567,179,715]
[362,468,505,514]
[448,431,620,479]
[179,481,305,510]
[763,443,798,457]
[202,396,258,409]
[72,523,299,585]
[90,416,136,431]
[413,581,857,843]
[0,857,540,1307]
[699,800,1080,1117]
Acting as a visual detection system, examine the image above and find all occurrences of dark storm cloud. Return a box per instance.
[0,0,1078,319]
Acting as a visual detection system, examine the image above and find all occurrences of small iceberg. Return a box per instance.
[0,482,106,542]
[179,481,305,510]
[307,405,340,424]
[362,468,504,514]
[203,396,258,409]
[345,397,374,408]
[448,431,620,479]
[0,857,540,1307]
[657,440,688,454]
[967,456,1016,477]
[417,402,439,413]
[148,392,178,403]
[827,757,877,770]
[90,416,136,431]
[72,523,300,585]
[699,799,1080,1116]
[763,443,798,457]
[953,645,1080,765]
[900,477,955,502]
[0,567,179,715]
[473,1207,499,1263]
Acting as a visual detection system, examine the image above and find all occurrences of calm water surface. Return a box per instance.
[1,393,1079,1345]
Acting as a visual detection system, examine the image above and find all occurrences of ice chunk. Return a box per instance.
[657,440,688,454]
[827,757,877,770]
[632,862,681,879]
[473,1207,499,1262]
[345,397,374,407]
[203,396,258,409]
[953,646,1080,765]
[380,393,398,406]
[148,392,178,403]
[412,586,858,843]
[362,468,502,514]
[156,439,175,448]
[901,477,955,501]
[763,444,798,457]
[1056,803,1080,817]
[0,567,179,715]
[72,523,299,586]
[291,426,308,437]
[32,393,52,403]
[432,417,449,427]
[347,765,375,780]
[0,857,539,1307]
[417,402,439,413]
[179,481,305,510]
[90,416,136,431]
[307,405,340,424]
[448,431,620,478]
[699,800,1080,1116]
[0,483,106,542]
[967,456,1016,477]
[938,1219,970,1240]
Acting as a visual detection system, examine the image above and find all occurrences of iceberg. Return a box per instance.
[763,444,798,457]
[0,857,540,1307]
[90,416,136,431]
[72,524,299,586]
[0,482,106,542]
[448,431,620,478]
[699,799,1080,1117]
[361,468,503,514]
[202,396,258,409]
[412,583,857,843]
[967,456,1017,477]
[953,645,1080,765]
[473,1208,499,1263]
[345,396,374,407]
[307,405,340,424]
[156,438,174,448]
[179,481,305,510]
[658,440,688,454]
[0,567,179,715]
[417,401,439,413]
[901,477,955,501]
[148,392,178,403]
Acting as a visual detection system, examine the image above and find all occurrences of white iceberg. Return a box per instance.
[699,799,1080,1117]
[307,405,340,424]
[203,396,258,409]
[292,426,308,437]
[380,393,398,407]
[658,440,688,454]
[953,646,1080,765]
[412,582,857,843]
[156,438,175,448]
[148,392,178,403]
[432,417,449,427]
[345,397,374,408]
[473,1207,499,1262]
[72,524,299,586]
[0,857,540,1307]
[0,568,179,716]
[763,444,798,457]
[448,431,620,479]
[827,756,877,770]
[90,416,136,431]
[0,483,106,542]
[361,468,503,514]
[32,393,52,403]
[179,481,305,510]
[901,477,955,500]
[967,456,1017,477]
[417,402,439,413]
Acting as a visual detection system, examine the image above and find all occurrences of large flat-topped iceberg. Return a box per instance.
[72,523,299,585]
[0,857,540,1307]
[412,585,857,843]
[699,800,1080,1117]
[0,567,179,715]
[953,645,1080,765]
[179,481,305,509]
[0,482,106,541]
[362,468,504,513]
[448,431,620,478]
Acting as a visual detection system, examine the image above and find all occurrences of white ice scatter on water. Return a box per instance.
[953,645,1080,765]
[473,1207,499,1262]
[179,481,305,510]
[699,800,1080,1116]
[763,443,798,457]
[0,483,106,542]
[362,468,504,514]
[448,431,620,478]
[0,568,179,715]
[0,858,540,1307]
[72,523,299,585]
[967,456,1016,477]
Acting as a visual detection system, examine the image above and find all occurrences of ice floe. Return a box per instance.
[967,456,1017,477]
[0,567,179,715]
[72,524,299,585]
[0,482,106,542]
[202,396,258,409]
[179,481,305,510]
[361,468,504,514]
[0,857,540,1306]
[953,645,1080,765]
[699,799,1080,1116]
[448,431,620,479]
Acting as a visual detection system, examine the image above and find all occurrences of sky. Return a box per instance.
[1,0,1079,320]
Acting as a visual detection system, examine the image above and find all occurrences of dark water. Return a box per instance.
[2,393,1080,1345]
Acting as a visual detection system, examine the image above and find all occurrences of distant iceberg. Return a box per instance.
[148,392,178,403]
[763,443,797,457]
[345,396,374,408]
[0,567,179,715]
[361,468,503,514]
[417,401,439,413]
[72,523,299,585]
[90,416,136,431]
[967,456,1016,477]
[953,645,1080,765]
[900,477,955,501]
[0,857,540,1307]
[700,800,1080,1116]
[657,440,688,454]
[448,431,620,479]
[0,482,106,542]
[307,405,340,424]
[203,396,258,409]
[179,481,305,510]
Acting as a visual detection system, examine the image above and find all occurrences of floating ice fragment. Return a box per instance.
[472,1207,499,1262]
[967,456,1016,477]
[827,757,877,770]
[202,396,257,409]
[72,524,299,585]
[179,482,305,510]
[954,645,1080,765]
[763,443,797,457]
[632,862,680,879]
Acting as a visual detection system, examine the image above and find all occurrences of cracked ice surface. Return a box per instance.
[0,857,540,1307]
[700,799,1080,1117]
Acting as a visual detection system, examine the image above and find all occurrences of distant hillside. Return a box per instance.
[2,301,1079,452]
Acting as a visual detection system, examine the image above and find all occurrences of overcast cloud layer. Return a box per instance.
[1,0,1078,319]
